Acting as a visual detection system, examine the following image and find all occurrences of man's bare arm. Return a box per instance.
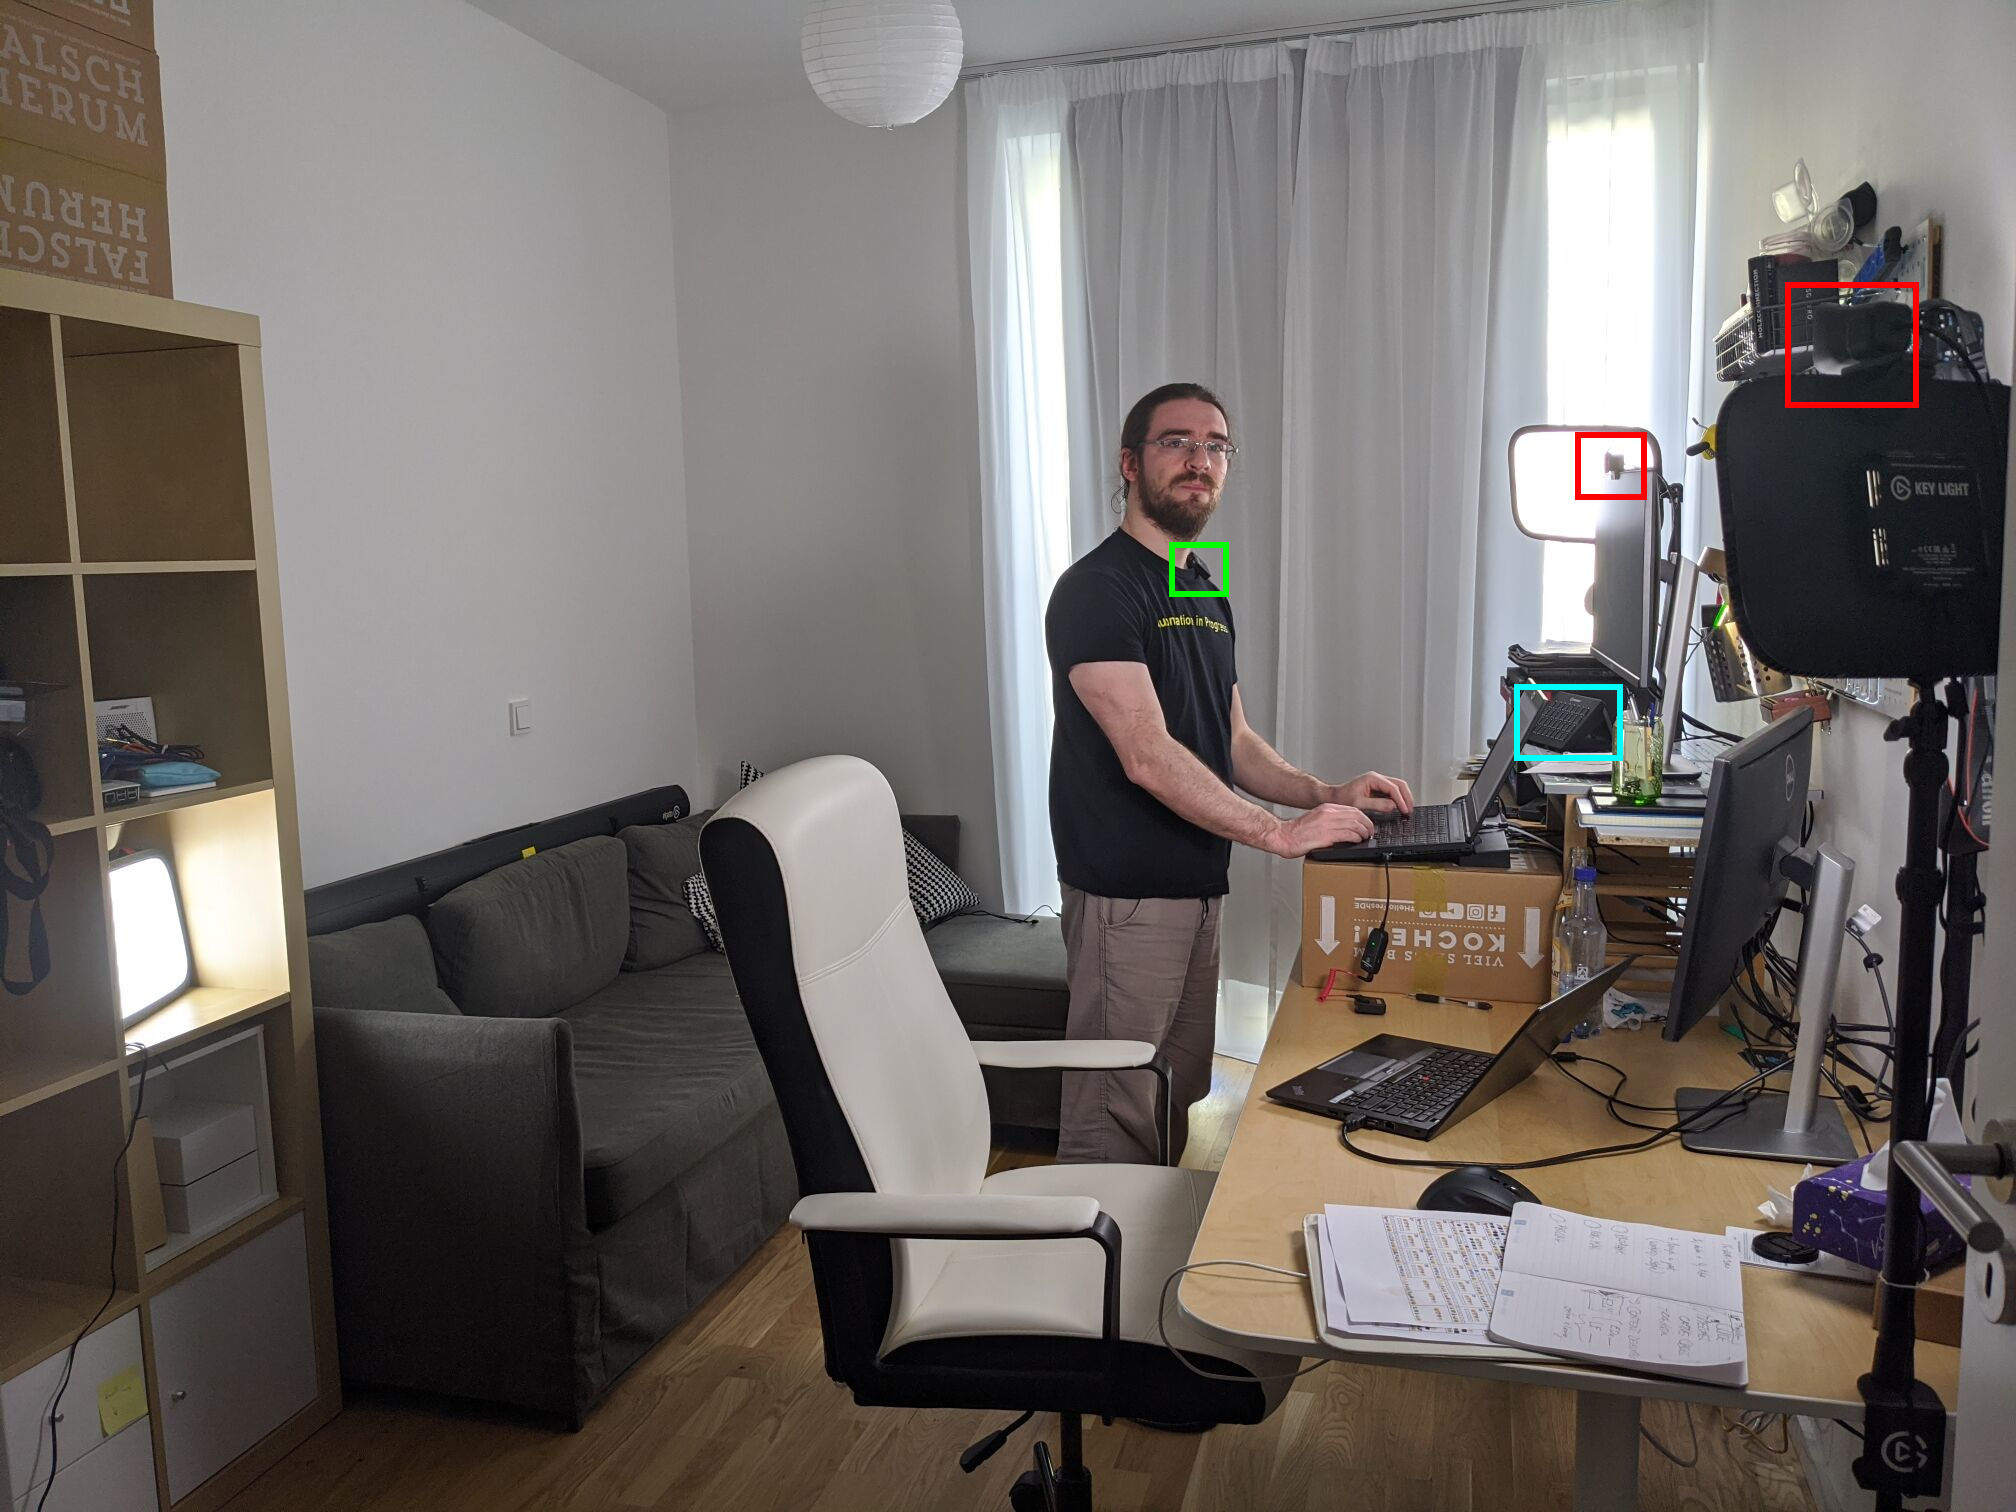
[1068,663,1373,855]
[1229,686,1415,815]
[1228,686,1329,808]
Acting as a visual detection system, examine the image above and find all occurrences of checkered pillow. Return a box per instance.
[904,830,979,926]
[735,758,981,929]
[683,872,724,951]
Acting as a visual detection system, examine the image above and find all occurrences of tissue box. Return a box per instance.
[1794,1150,1969,1273]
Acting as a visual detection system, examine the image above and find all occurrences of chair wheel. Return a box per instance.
[1009,1470,1048,1512]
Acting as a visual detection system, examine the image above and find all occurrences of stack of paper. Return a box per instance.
[1307,1202,1750,1385]
[1315,1205,1510,1346]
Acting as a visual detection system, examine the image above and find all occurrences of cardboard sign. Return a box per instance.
[1301,851,1562,1002]
[0,135,168,292]
[0,0,165,181]
[18,0,149,50]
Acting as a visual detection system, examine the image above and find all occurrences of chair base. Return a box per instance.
[1006,1414,1092,1512]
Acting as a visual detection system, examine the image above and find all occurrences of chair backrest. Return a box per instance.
[700,756,991,1355]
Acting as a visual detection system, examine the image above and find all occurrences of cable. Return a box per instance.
[1548,1052,1682,1116]
[1681,710,1741,743]
[1640,1404,1701,1468]
[35,1042,150,1512]
[1338,1063,1782,1171]
[1923,324,2007,449]
[1153,1261,1332,1384]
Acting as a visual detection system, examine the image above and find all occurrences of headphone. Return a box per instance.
[0,737,53,995]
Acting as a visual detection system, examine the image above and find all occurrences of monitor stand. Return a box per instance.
[1675,842,1860,1163]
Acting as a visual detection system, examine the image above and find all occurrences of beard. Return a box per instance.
[1137,473,1221,538]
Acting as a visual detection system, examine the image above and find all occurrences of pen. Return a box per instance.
[1414,992,1492,1011]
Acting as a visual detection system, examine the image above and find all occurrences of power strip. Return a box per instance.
[1801,676,1914,721]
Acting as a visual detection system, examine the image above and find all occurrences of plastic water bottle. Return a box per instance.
[1553,863,1609,1038]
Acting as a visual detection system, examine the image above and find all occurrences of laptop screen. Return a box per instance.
[1462,706,1526,823]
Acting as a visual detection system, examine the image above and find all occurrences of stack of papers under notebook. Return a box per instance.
[1310,1203,1749,1385]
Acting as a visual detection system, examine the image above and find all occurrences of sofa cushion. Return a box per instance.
[431,836,628,1017]
[620,814,713,970]
[565,953,776,1229]
[925,913,1070,1035]
[308,916,461,1015]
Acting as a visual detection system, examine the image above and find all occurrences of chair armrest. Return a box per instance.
[311,1007,588,1415]
[970,1041,1175,1167]
[792,1190,1100,1237]
[792,1188,1125,1410]
[969,1038,1155,1070]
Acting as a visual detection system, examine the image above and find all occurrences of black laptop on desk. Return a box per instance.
[1310,707,1526,863]
[1265,960,1632,1139]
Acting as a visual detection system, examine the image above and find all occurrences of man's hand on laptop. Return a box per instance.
[1263,803,1376,856]
[1327,771,1414,816]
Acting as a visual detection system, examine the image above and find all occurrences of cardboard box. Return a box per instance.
[1,0,165,181]
[17,0,149,51]
[0,134,168,293]
[120,1113,168,1254]
[1301,850,1561,1001]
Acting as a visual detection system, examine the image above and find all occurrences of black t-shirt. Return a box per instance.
[1046,529,1238,899]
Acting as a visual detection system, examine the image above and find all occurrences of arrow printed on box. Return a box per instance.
[1317,895,1339,955]
[1520,907,1544,967]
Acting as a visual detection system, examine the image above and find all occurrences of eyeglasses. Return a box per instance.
[1146,436,1238,464]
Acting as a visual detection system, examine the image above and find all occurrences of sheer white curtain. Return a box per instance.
[1060,45,1297,992]
[966,0,1705,996]
[966,73,1073,913]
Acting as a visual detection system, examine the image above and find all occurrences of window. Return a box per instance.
[1539,90,1656,645]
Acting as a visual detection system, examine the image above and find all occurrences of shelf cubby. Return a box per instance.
[0,830,117,1112]
[83,570,273,790]
[0,1075,135,1336]
[61,323,256,564]
[0,575,94,826]
[114,786,290,1021]
[0,307,69,566]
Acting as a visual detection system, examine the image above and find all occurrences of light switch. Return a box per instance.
[509,699,531,736]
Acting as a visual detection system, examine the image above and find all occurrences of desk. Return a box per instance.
[1178,981,1961,1510]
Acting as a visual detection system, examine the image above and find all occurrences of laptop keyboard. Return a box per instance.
[1369,803,1459,847]
[1352,1048,1495,1125]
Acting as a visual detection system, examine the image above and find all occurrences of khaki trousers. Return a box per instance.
[1056,886,1222,1166]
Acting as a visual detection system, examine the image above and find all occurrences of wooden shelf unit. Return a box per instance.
[0,269,338,1512]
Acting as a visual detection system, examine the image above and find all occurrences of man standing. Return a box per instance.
[1046,382,1414,1165]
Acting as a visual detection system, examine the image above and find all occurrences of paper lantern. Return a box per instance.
[801,1,964,130]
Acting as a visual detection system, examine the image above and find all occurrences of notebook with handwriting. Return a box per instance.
[1485,1203,1748,1385]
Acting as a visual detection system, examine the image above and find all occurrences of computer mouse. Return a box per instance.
[1415,1165,1539,1217]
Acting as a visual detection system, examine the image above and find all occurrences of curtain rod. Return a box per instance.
[957,0,1600,80]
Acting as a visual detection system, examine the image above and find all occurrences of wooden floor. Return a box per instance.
[223,1059,1815,1512]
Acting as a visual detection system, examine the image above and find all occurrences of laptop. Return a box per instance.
[1310,707,1527,863]
[1264,960,1632,1139]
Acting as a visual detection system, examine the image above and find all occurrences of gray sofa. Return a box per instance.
[305,786,1067,1426]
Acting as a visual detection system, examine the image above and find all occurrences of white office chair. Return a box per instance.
[699,755,1296,1511]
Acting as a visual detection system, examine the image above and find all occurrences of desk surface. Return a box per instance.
[1179,981,1962,1416]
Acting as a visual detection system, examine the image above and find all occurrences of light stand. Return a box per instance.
[1933,678,1986,1105]
[1852,683,1952,1507]
[1674,839,1859,1163]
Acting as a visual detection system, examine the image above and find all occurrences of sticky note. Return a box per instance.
[98,1364,145,1436]
[521,846,537,859]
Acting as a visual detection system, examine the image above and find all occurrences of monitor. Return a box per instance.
[1591,492,1658,690]
[1664,706,1858,1162]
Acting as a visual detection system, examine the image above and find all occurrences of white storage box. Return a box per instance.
[149,1097,256,1185]
[160,1149,262,1235]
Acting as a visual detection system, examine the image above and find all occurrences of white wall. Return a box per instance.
[668,94,1002,901]
[1693,0,2016,1029]
[156,0,699,885]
